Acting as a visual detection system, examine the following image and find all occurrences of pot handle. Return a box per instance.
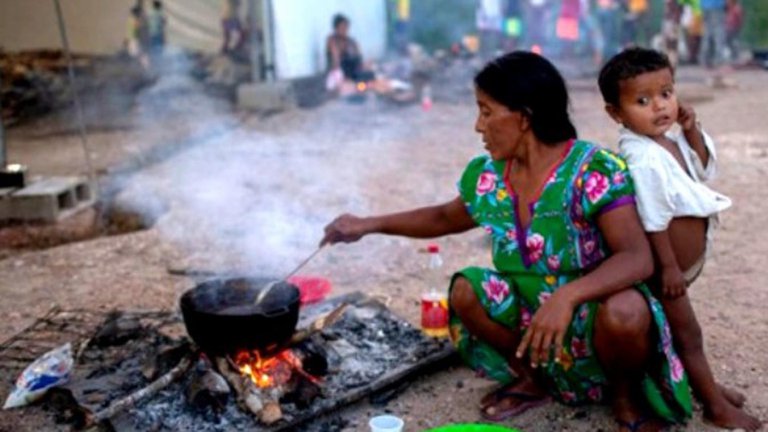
[262,306,290,318]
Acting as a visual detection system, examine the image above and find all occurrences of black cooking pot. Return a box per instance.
[179,277,300,357]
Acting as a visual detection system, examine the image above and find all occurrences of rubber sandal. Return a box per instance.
[615,416,667,432]
[480,391,552,422]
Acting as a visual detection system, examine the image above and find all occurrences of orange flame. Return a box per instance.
[356,82,367,92]
[235,350,310,388]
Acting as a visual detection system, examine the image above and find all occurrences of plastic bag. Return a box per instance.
[325,68,344,91]
[3,343,73,409]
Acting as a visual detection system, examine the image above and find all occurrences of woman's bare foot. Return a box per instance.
[480,379,550,421]
[704,401,763,432]
[718,383,747,408]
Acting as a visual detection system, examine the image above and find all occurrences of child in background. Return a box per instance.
[598,47,762,432]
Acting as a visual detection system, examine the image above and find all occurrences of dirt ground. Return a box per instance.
[0,62,766,431]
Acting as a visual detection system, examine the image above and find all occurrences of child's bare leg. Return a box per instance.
[665,217,748,407]
[662,295,762,431]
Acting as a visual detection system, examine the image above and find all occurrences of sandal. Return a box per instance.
[615,416,667,432]
[480,390,552,422]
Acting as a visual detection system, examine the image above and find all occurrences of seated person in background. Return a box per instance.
[326,14,375,83]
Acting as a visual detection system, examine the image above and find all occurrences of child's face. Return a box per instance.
[608,68,678,139]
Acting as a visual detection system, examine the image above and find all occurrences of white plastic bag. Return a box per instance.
[3,343,73,409]
[325,68,344,91]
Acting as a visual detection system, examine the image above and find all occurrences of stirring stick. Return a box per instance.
[255,244,326,304]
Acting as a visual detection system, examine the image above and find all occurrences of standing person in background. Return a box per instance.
[555,0,581,57]
[621,0,650,47]
[525,0,550,53]
[221,0,245,55]
[503,0,523,52]
[725,0,743,62]
[596,0,621,63]
[661,0,684,67]
[148,1,167,56]
[127,5,150,71]
[699,0,727,68]
[393,0,411,54]
[477,0,505,59]
[682,3,704,63]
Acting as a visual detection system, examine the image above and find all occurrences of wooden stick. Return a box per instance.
[290,303,348,345]
[93,354,194,422]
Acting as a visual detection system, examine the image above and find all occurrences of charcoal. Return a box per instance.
[92,312,144,347]
[186,359,230,412]
[42,387,92,429]
[294,337,329,377]
[280,375,322,409]
[142,341,193,381]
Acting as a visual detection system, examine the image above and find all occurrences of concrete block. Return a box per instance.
[3,177,95,222]
[237,81,295,112]
[0,188,16,220]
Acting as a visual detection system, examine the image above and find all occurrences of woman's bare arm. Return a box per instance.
[516,204,654,366]
[321,197,476,245]
[558,204,654,305]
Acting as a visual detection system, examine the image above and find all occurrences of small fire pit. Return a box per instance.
[0,293,456,431]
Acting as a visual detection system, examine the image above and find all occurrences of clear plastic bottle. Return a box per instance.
[421,244,449,337]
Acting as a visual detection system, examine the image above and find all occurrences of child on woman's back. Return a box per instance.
[598,47,761,431]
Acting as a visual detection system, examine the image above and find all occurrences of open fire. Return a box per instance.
[234,349,319,389]
[0,294,455,431]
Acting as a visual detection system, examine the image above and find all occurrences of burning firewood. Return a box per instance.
[213,356,284,423]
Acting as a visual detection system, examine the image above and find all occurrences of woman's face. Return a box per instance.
[335,21,349,36]
[474,88,527,161]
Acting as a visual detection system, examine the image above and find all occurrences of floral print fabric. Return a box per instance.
[449,140,692,422]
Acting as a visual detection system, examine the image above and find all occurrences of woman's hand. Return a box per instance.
[661,264,687,299]
[320,214,376,246]
[516,289,577,368]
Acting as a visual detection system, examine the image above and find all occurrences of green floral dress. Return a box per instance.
[449,140,692,422]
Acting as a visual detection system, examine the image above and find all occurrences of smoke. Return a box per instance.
[108,49,402,276]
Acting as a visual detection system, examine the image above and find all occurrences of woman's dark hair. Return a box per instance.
[475,51,577,145]
[598,47,673,106]
[332,13,349,30]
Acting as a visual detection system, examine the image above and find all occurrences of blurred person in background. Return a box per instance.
[681,3,704,63]
[221,0,245,55]
[127,4,150,70]
[621,0,650,47]
[148,1,167,56]
[596,0,621,63]
[699,0,727,68]
[725,0,743,62]
[524,0,551,53]
[326,14,375,83]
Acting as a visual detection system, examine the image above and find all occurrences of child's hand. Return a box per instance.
[677,104,697,132]
[661,264,687,299]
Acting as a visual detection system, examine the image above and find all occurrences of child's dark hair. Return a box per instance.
[598,47,673,106]
[475,51,577,145]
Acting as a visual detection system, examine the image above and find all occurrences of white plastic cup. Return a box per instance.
[369,414,404,432]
